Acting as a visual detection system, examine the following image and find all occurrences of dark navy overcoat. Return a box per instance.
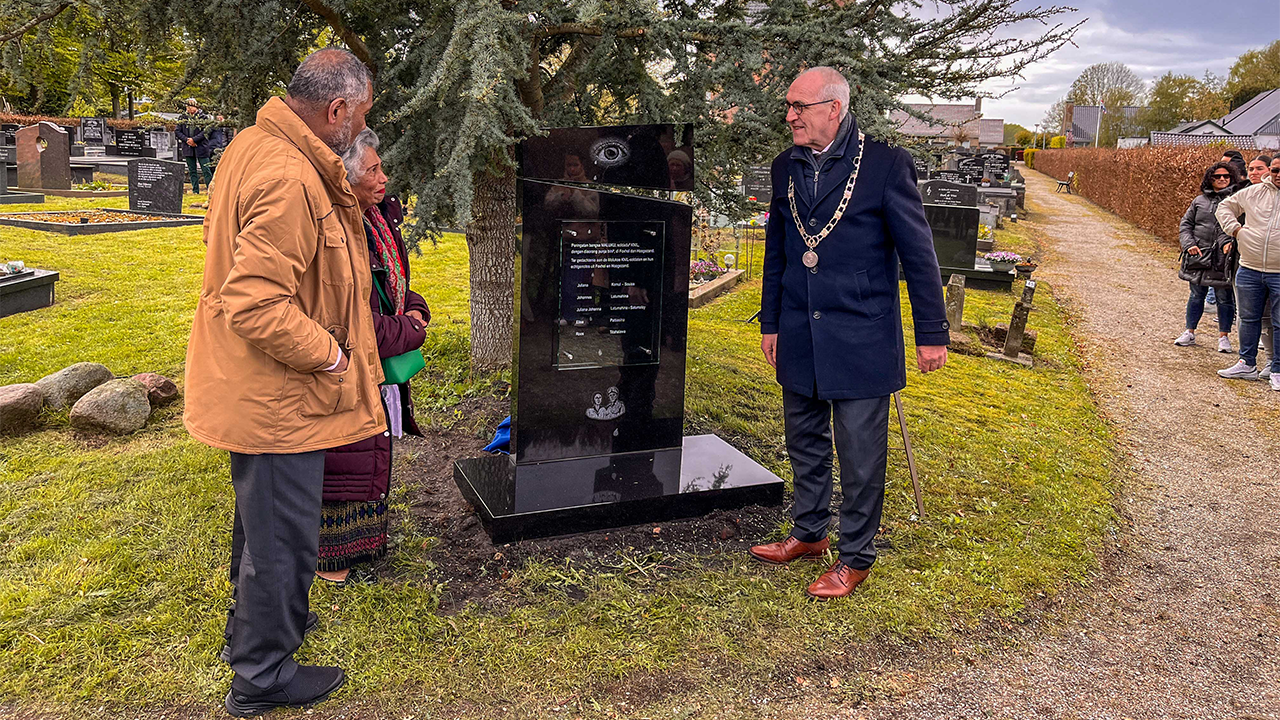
[760,119,950,400]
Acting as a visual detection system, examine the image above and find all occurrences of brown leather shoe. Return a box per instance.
[748,535,830,564]
[806,561,871,599]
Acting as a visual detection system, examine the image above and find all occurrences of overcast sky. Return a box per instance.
[937,0,1280,129]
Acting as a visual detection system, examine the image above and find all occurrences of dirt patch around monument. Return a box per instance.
[391,393,787,611]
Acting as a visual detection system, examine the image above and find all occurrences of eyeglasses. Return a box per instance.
[784,99,835,115]
[1272,167,1280,174]
[1212,173,1233,179]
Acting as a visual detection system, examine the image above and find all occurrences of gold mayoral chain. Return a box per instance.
[788,131,866,268]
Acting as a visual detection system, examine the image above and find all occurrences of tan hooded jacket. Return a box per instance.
[184,97,386,454]
[1216,174,1280,274]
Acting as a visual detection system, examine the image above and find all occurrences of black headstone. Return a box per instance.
[919,179,978,207]
[930,169,963,183]
[742,165,771,203]
[1,124,17,146]
[454,124,783,542]
[956,157,984,184]
[978,151,1010,177]
[912,156,929,176]
[924,203,980,270]
[80,118,106,144]
[114,129,147,156]
[519,124,695,191]
[128,158,185,214]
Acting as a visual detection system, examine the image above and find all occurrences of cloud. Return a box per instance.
[902,1,1277,129]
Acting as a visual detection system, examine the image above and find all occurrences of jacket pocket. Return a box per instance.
[853,270,887,320]
[297,368,359,417]
[320,213,355,287]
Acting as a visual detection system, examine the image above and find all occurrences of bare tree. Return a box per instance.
[1067,62,1145,107]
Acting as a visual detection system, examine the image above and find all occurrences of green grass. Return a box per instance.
[0,198,1119,715]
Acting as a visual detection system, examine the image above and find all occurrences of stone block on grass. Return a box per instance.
[36,362,114,410]
[0,383,44,435]
[132,372,179,407]
[69,379,151,435]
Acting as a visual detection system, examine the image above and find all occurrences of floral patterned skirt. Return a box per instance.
[318,499,389,572]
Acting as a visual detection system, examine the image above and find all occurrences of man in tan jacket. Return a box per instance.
[184,48,384,716]
[1216,160,1280,390]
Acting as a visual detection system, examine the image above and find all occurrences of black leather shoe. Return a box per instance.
[219,611,318,664]
[224,665,344,717]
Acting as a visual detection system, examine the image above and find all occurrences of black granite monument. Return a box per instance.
[111,129,157,158]
[0,267,59,318]
[80,118,106,145]
[0,157,45,204]
[920,179,979,270]
[454,124,783,542]
[128,158,185,214]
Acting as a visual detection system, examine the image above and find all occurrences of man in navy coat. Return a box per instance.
[749,67,950,599]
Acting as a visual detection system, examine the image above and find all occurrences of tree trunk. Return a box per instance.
[110,86,120,119]
[465,163,518,371]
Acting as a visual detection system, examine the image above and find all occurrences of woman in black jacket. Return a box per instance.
[1175,162,1239,351]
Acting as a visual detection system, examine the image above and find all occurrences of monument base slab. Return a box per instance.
[985,351,1034,367]
[454,434,784,544]
[0,192,44,204]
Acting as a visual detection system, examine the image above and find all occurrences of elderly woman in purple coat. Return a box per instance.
[317,128,430,584]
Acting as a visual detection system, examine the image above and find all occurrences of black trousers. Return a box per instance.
[782,388,890,570]
[226,450,326,691]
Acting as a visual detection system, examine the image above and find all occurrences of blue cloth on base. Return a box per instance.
[483,416,511,454]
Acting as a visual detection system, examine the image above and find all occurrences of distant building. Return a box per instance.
[1065,104,1146,146]
[1148,88,1279,149]
[888,99,1005,149]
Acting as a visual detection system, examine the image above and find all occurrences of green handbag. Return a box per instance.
[373,272,426,385]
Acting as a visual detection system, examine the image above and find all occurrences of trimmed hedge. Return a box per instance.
[1032,146,1270,244]
[1024,148,1038,169]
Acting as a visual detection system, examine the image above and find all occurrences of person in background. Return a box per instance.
[1246,155,1275,377]
[1222,150,1252,193]
[1216,157,1280,390]
[1247,155,1273,185]
[318,127,429,584]
[175,99,214,194]
[1175,162,1238,351]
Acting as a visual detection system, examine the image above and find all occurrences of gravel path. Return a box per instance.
[841,168,1280,719]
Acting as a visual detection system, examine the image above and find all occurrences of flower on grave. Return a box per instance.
[983,251,1023,264]
[689,259,725,281]
[978,223,994,240]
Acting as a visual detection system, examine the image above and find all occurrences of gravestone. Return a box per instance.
[0,143,44,203]
[128,158,185,214]
[1,124,17,146]
[742,165,771,203]
[111,129,156,157]
[978,151,1009,178]
[977,186,1018,216]
[988,280,1036,366]
[454,124,783,542]
[16,122,71,190]
[920,178,978,207]
[945,274,966,330]
[912,155,929,177]
[920,179,979,270]
[80,118,106,145]
[929,169,962,183]
[956,157,984,184]
[149,130,175,158]
[0,268,59,318]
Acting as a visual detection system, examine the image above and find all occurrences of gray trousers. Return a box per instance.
[783,389,890,570]
[227,450,326,691]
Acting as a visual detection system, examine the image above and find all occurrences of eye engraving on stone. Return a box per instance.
[591,137,631,168]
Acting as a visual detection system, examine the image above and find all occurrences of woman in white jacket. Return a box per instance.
[1216,158,1280,389]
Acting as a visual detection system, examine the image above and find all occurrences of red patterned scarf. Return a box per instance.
[365,206,406,315]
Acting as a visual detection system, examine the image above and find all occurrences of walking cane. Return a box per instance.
[893,391,925,517]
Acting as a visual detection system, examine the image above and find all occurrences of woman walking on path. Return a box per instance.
[1216,158,1280,390]
[318,128,431,583]
[1175,162,1239,351]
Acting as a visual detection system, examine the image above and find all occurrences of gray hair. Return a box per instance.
[287,48,372,108]
[802,66,850,119]
[341,127,380,185]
